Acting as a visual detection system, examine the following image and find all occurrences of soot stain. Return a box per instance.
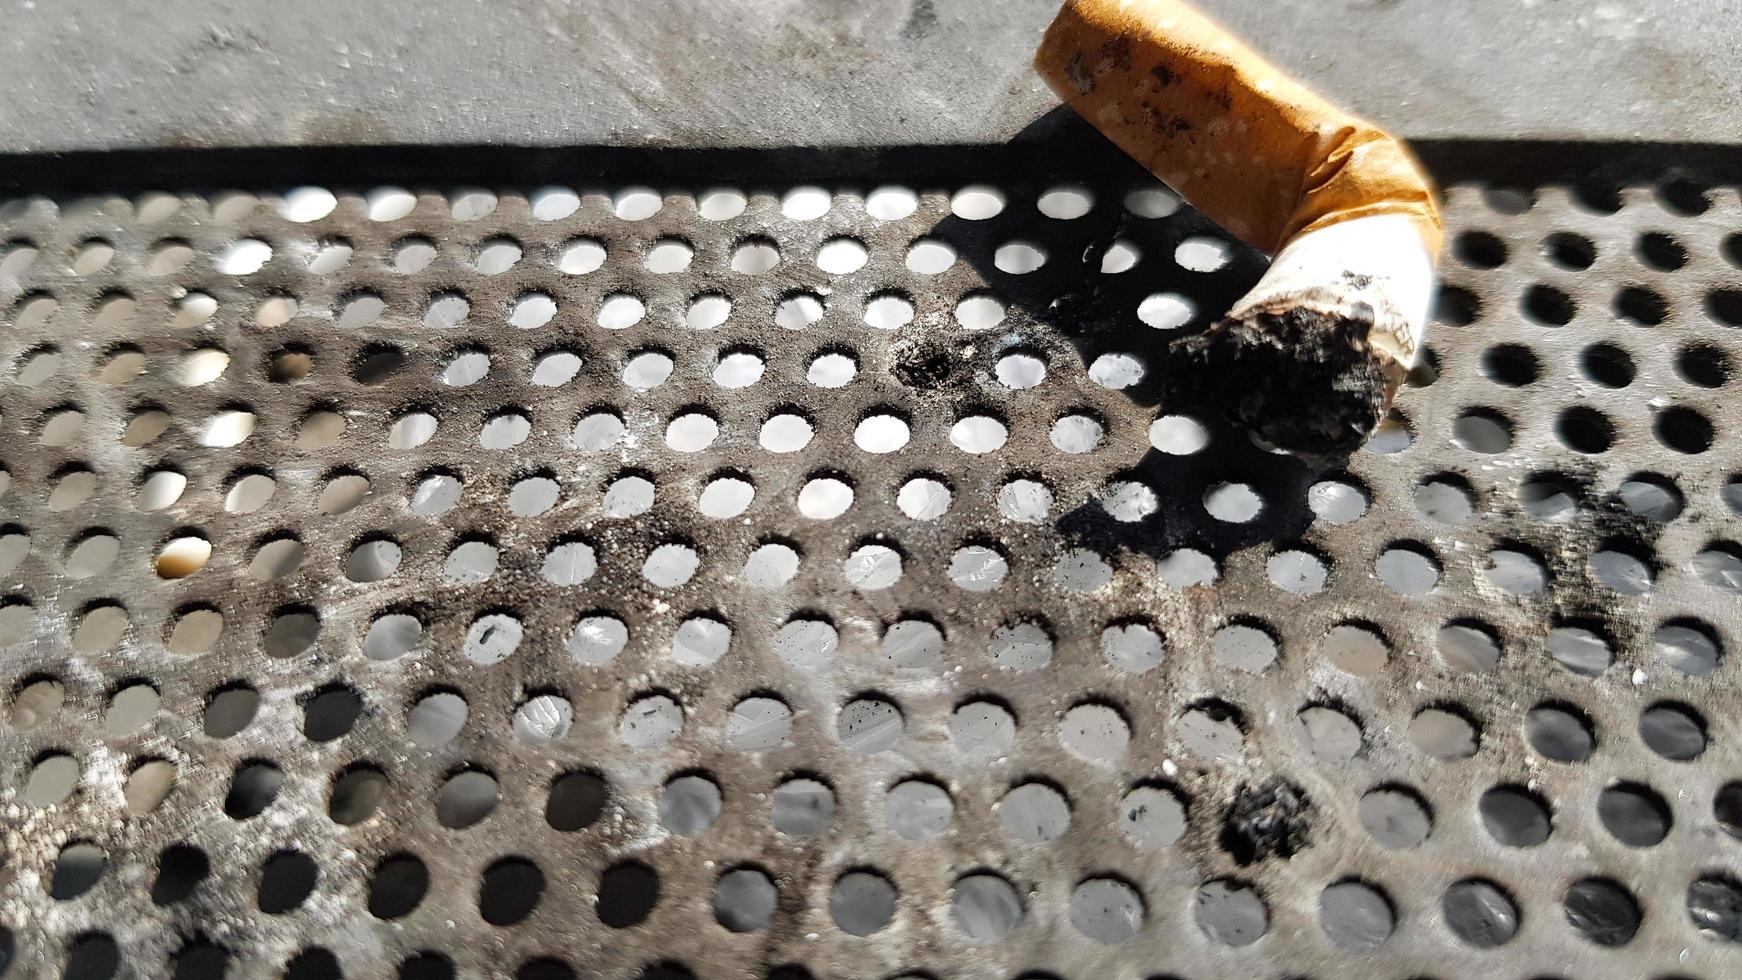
[1219,778,1312,866]
[900,0,937,40]
[891,339,959,389]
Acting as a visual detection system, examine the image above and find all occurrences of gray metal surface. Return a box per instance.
[1,168,1741,979]
[1,0,1739,155]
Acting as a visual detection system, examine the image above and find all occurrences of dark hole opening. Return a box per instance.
[1523,284,1575,325]
[1614,286,1667,326]
[397,953,455,980]
[1706,289,1742,327]
[223,761,283,819]
[49,843,107,900]
[1637,232,1687,270]
[1580,343,1635,388]
[1432,286,1480,326]
[546,771,608,831]
[1714,782,1742,838]
[479,858,544,926]
[1656,406,1714,454]
[151,845,209,906]
[1657,178,1710,216]
[516,959,575,980]
[63,932,120,980]
[1676,345,1729,388]
[1572,180,1622,214]
[284,949,344,980]
[258,850,319,914]
[1556,407,1615,454]
[598,861,661,928]
[1542,232,1596,270]
[171,940,229,980]
[368,855,429,920]
[1481,343,1540,386]
[351,346,408,385]
[302,686,363,742]
[1478,785,1552,847]
[1454,231,1507,269]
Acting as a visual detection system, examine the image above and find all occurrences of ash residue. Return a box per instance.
[1481,459,1670,636]
[891,339,958,389]
[1176,301,1390,462]
[1219,778,1312,865]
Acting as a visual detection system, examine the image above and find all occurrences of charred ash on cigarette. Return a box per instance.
[1175,290,1405,464]
[1035,0,1443,465]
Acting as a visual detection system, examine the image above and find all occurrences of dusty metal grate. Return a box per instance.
[1,169,1741,979]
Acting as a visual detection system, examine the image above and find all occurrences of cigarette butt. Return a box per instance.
[1034,0,1443,459]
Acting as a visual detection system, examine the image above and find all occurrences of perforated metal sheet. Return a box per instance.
[2,171,1741,980]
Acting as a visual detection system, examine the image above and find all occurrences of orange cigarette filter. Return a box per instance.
[1034,0,1443,259]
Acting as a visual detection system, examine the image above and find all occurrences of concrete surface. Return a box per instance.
[0,0,1737,154]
